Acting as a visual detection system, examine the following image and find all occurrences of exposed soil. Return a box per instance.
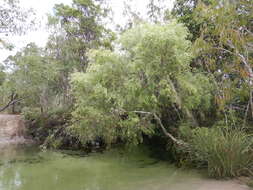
[0,114,26,144]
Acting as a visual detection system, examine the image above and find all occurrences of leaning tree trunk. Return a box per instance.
[0,97,24,113]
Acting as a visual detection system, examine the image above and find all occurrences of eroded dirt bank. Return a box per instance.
[0,114,26,144]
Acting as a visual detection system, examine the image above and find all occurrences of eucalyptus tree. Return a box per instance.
[0,0,35,49]
[171,0,212,41]
[171,0,199,40]
[2,43,57,113]
[45,0,115,105]
[192,0,253,123]
[171,0,253,125]
[50,0,112,72]
[147,0,165,23]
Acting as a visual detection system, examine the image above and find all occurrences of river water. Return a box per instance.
[0,145,251,190]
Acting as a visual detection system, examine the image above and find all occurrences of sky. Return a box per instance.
[0,0,175,62]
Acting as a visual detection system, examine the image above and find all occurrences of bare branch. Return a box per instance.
[0,97,25,112]
[132,111,187,146]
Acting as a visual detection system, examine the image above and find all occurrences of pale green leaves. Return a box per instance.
[70,21,213,145]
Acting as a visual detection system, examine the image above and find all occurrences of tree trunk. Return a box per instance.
[167,78,198,126]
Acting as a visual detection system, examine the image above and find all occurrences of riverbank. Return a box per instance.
[0,114,33,145]
[0,113,252,189]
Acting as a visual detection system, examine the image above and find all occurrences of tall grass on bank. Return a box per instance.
[180,125,253,178]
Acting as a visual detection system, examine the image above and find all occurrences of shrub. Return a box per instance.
[21,107,41,120]
[180,125,253,178]
[22,106,72,145]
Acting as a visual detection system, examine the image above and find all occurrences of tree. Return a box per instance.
[2,43,57,113]
[192,0,253,123]
[70,22,213,146]
[118,1,144,32]
[147,0,164,23]
[0,0,35,49]
[171,0,211,41]
[50,0,112,72]
[45,0,115,105]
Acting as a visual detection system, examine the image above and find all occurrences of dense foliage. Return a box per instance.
[0,0,252,179]
[181,123,253,177]
[70,22,213,146]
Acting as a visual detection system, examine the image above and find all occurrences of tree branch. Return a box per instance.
[131,111,187,146]
[0,97,25,112]
[216,47,253,118]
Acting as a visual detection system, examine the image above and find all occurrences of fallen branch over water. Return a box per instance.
[111,108,187,146]
[131,111,187,146]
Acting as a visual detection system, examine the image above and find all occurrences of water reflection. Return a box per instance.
[0,145,251,190]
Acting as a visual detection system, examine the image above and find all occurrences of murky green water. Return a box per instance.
[0,145,248,190]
